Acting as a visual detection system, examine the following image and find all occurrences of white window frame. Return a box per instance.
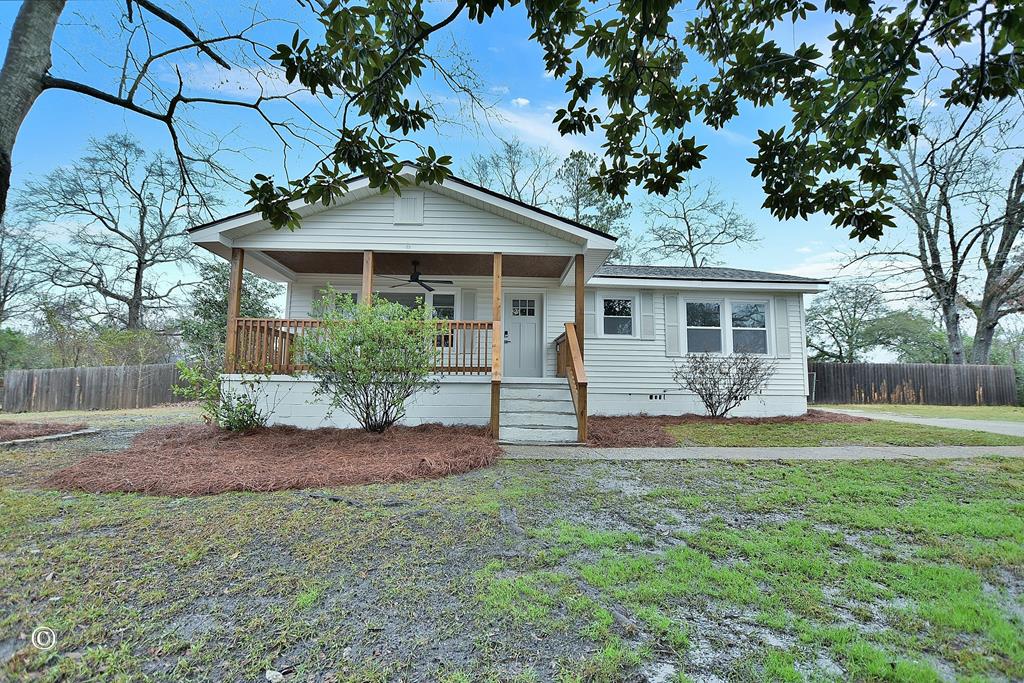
[682,298,725,354]
[375,288,461,319]
[728,298,772,356]
[679,296,774,356]
[598,292,638,338]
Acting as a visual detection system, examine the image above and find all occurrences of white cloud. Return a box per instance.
[166,60,311,100]
[543,70,555,79]
[493,107,592,155]
[511,97,530,107]
[490,85,510,95]
[796,246,814,254]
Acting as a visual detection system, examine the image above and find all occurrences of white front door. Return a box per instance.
[503,294,543,377]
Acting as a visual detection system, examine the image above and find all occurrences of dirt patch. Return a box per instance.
[588,409,871,447]
[43,423,500,496]
[0,420,87,442]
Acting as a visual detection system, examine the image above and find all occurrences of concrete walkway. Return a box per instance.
[503,444,1024,461]
[824,408,1024,438]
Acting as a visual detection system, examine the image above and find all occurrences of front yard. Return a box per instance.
[2,408,1023,681]
[819,404,1024,422]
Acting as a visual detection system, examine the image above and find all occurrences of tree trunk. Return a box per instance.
[940,302,966,364]
[127,261,146,329]
[0,0,66,222]
[970,311,1000,364]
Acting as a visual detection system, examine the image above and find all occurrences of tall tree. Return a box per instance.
[851,103,1024,364]
[0,220,40,325]
[554,150,638,263]
[246,0,1022,241]
[0,0,484,222]
[17,134,214,329]
[466,138,559,207]
[806,282,891,363]
[643,182,758,267]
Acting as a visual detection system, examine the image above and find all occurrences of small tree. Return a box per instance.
[298,290,443,432]
[674,353,777,418]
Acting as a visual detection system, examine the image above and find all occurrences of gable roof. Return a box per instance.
[187,165,616,243]
[595,264,829,285]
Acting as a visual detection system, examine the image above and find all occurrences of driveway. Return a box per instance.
[824,407,1024,438]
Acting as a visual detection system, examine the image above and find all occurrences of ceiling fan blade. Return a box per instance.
[378,275,407,281]
[391,282,413,288]
[420,279,454,285]
[419,281,435,292]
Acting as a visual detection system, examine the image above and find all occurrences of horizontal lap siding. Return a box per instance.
[234,191,578,254]
[582,289,807,397]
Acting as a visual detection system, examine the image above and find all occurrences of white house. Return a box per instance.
[188,165,827,443]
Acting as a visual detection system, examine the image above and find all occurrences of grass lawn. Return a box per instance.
[2,407,1024,681]
[821,404,1024,422]
[668,420,1024,447]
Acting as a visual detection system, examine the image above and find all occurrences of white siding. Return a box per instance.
[277,279,810,418]
[232,190,580,255]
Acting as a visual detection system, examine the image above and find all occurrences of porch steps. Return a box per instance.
[499,381,579,445]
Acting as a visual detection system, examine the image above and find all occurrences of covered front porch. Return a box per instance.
[221,247,589,440]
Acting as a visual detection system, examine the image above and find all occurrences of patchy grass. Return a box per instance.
[668,420,1024,446]
[821,404,1024,421]
[2,407,1024,681]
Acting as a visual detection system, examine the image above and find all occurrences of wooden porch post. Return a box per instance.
[574,253,585,360]
[225,247,245,372]
[490,252,503,437]
[361,250,374,305]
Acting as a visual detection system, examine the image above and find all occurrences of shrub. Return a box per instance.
[297,289,443,432]
[673,353,777,418]
[175,361,271,431]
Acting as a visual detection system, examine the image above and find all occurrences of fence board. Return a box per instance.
[808,362,1018,406]
[2,363,186,413]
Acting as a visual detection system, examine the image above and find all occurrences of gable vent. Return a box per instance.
[394,193,424,224]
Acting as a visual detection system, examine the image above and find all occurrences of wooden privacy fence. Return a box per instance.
[2,363,186,413]
[808,361,1018,406]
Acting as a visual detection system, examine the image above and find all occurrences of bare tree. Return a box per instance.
[850,101,1024,364]
[643,182,758,267]
[674,353,776,418]
[466,139,559,207]
[17,134,213,329]
[0,220,41,325]
[0,1,489,224]
[805,281,892,363]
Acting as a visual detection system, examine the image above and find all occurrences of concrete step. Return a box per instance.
[500,398,574,413]
[500,425,579,444]
[501,411,577,428]
[501,385,574,401]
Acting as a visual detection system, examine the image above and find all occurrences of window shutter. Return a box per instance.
[640,290,655,340]
[664,293,681,356]
[584,291,597,336]
[462,289,477,320]
[775,297,791,358]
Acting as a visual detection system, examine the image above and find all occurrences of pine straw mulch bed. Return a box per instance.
[0,420,88,443]
[43,423,501,496]
[587,409,872,447]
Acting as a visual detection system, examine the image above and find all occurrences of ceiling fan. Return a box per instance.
[378,260,453,292]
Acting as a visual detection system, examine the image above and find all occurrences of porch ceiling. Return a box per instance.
[261,251,572,278]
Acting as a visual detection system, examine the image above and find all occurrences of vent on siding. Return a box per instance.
[648,393,666,401]
[394,193,423,224]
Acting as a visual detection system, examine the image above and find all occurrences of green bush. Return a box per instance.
[297,289,443,432]
[175,361,270,431]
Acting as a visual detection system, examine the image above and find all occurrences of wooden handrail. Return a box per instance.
[228,318,495,376]
[558,322,588,441]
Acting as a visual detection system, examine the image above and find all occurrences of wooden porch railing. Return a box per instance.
[228,318,495,375]
[554,322,588,442]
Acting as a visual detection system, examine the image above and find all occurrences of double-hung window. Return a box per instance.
[685,301,723,352]
[730,302,768,354]
[601,296,635,336]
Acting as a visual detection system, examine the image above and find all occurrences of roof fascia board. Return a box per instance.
[587,276,828,292]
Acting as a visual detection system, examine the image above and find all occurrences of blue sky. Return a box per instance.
[2,0,864,280]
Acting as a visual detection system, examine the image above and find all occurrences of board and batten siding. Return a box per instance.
[282,278,809,417]
[232,189,581,255]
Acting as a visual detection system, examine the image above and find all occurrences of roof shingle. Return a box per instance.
[594,264,828,284]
